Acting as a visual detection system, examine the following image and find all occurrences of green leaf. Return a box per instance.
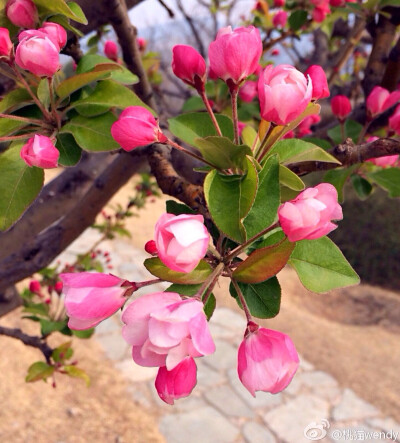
[241,125,259,151]
[71,80,149,114]
[63,365,90,386]
[289,10,308,31]
[165,200,195,215]
[144,258,213,284]
[229,278,281,319]
[66,2,87,23]
[168,113,234,147]
[324,166,357,202]
[204,157,258,242]
[243,155,280,238]
[0,143,44,231]
[76,54,138,85]
[279,164,305,191]
[233,238,295,283]
[289,236,360,293]
[34,0,88,23]
[25,361,54,382]
[268,138,341,165]
[60,112,119,151]
[52,341,73,363]
[37,78,51,109]
[182,96,204,112]
[194,136,253,170]
[56,133,82,166]
[368,168,400,198]
[23,302,49,317]
[56,64,122,100]
[327,120,363,145]
[351,175,372,200]
[0,88,31,113]
[302,137,332,150]
[71,328,95,338]
[0,117,28,137]
[40,318,68,336]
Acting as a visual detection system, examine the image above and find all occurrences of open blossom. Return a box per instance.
[20,135,59,168]
[15,31,60,77]
[155,213,209,273]
[104,40,118,61]
[208,26,262,86]
[6,0,38,28]
[278,183,343,242]
[122,292,215,370]
[60,272,130,330]
[111,106,167,151]
[238,324,299,396]
[258,64,313,125]
[0,27,13,57]
[366,86,400,118]
[331,95,352,120]
[304,65,330,100]
[172,45,206,90]
[155,357,197,405]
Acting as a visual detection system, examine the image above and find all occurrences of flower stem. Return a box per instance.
[224,222,279,262]
[135,278,163,289]
[230,87,240,145]
[196,262,224,301]
[0,132,41,142]
[48,77,61,130]
[199,89,222,136]
[0,112,49,127]
[231,278,252,323]
[340,120,346,142]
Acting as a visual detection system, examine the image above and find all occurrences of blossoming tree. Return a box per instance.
[0,0,399,403]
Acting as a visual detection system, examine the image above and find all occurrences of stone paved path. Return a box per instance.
[60,229,400,443]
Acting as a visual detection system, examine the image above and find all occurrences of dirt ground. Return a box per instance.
[1,176,400,442]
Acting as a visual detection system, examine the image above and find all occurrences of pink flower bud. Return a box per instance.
[274,0,285,6]
[367,155,399,168]
[0,27,13,58]
[278,183,343,242]
[271,48,280,56]
[155,357,197,405]
[29,279,41,294]
[54,281,63,295]
[154,213,209,273]
[209,26,262,86]
[137,37,147,51]
[40,22,67,49]
[111,106,167,151]
[273,10,287,28]
[122,292,215,369]
[304,65,330,100]
[60,272,130,330]
[172,45,207,91]
[258,64,313,125]
[330,0,344,6]
[20,135,59,169]
[15,32,60,77]
[389,104,400,134]
[238,324,299,396]
[6,0,38,28]
[366,86,389,117]
[104,40,118,62]
[238,80,258,102]
[312,3,330,22]
[144,240,158,255]
[331,95,352,120]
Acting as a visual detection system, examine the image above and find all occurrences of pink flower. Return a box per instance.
[6,0,38,28]
[155,357,197,405]
[145,240,158,255]
[258,64,312,125]
[172,45,207,90]
[20,135,59,168]
[104,40,118,62]
[297,114,321,137]
[273,10,287,28]
[238,324,299,396]
[0,27,13,57]
[122,292,215,370]
[15,32,60,77]
[40,22,67,49]
[60,272,130,330]
[331,95,352,120]
[208,26,262,86]
[239,80,258,102]
[330,0,344,6]
[368,155,399,168]
[389,105,400,134]
[111,106,167,151]
[278,183,343,242]
[274,0,285,6]
[271,48,280,56]
[366,86,400,118]
[312,3,330,22]
[137,37,147,51]
[304,65,330,100]
[29,280,41,294]
[155,213,209,273]
[238,121,246,136]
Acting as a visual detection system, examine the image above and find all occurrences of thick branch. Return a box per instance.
[289,138,400,176]
[0,325,53,362]
[381,35,400,92]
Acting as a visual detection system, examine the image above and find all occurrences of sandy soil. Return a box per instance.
[1,176,399,442]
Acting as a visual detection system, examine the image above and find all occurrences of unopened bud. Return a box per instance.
[145,240,158,255]
[54,281,63,295]
[29,280,41,294]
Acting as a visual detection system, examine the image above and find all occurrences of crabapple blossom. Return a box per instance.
[304,65,330,100]
[331,95,352,120]
[20,135,59,169]
[5,0,38,28]
[0,27,13,57]
[172,45,207,91]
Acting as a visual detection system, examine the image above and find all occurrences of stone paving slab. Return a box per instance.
[66,229,400,443]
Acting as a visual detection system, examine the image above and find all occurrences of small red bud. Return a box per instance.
[45,298,51,304]
[29,280,41,294]
[145,240,158,255]
[54,281,63,294]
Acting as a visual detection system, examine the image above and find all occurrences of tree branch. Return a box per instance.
[157,0,175,18]
[0,325,53,362]
[176,0,206,58]
[381,35,400,92]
